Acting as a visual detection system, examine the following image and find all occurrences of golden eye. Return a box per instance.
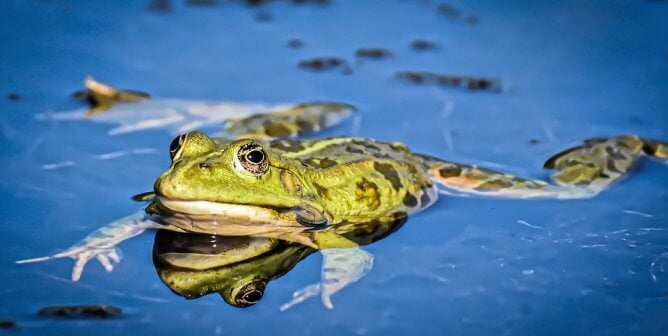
[237,142,268,176]
[169,133,187,160]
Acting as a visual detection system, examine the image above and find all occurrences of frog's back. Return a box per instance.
[267,137,439,222]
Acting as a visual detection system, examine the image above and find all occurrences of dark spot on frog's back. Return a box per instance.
[319,157,337,168]
[270,139,305,153]
[313,182,330,199]
[373,162,403,191]
[345,145,365,154]
[420,192,432,208]
[438,165,462,178]
[402,193,418,207]
[352,140,381,153]
[301,157,336,169]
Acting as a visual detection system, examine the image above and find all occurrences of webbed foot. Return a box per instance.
[16,211,161,281]
[17,246,122,281]
[280,247,373,311]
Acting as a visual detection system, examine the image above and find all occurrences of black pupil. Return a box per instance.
[246,150,264,164]
[243,290,263,303]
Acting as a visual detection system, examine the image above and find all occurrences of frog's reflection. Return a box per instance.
[153,215,407,309]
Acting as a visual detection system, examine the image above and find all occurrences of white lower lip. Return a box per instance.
[157,196,278,220]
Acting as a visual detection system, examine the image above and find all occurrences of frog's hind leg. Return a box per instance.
[417,154,595,199]
[16,211,168,281]
[223,102,356,139]
[544,135,649,193]
[426,159,591,199]
[420,135,664,199]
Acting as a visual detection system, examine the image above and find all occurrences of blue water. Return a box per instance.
[2,0,667,334]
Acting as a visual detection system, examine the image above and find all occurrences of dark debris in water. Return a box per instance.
[355,48,393,60]
[6,93,20,101]
[37,305,122,319]
[186,0,219,6]
[287,39,304,48]
[147,0,172,12]
[254,10,273,22]
[465,14,479,24]
[243,0,331,6]
[0,319,18,329]
[396,71,502,92]
[437,3,460,19]
[436,3,479,25]
[410,39,439,51]
[298,57,352,74]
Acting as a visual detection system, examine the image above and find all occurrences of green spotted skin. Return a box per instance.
[267,137,439,218]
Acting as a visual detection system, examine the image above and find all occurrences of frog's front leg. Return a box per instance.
[16,211,168,281]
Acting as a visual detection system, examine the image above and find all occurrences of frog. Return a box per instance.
[18,79,668,309]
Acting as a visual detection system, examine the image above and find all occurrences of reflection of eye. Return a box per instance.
[234,280,266,307]
[237,142,268,176]
[169,133,187,160]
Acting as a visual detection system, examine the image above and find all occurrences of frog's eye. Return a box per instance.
[234,280,266,307]
[236,142,269,176]
[169,133,187,160]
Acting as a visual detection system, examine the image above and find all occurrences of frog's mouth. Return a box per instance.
[155,196,283,222]
[153,196,320,248]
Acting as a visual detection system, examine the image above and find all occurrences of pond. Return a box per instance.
[1,0,667,335]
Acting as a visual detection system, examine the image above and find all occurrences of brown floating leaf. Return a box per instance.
[72,77,150,117]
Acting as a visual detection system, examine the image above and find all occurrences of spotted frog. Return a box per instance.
[18,80,668,309]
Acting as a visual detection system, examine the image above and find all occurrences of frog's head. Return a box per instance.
[154,131,316,223]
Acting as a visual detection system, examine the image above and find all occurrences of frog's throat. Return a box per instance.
[156,196,281,220]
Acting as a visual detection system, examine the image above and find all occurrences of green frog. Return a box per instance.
[18,80,668,309]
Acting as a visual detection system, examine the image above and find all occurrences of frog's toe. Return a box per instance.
[95,254,114,272]
[68,247,122,281]
[71,251,96,281]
